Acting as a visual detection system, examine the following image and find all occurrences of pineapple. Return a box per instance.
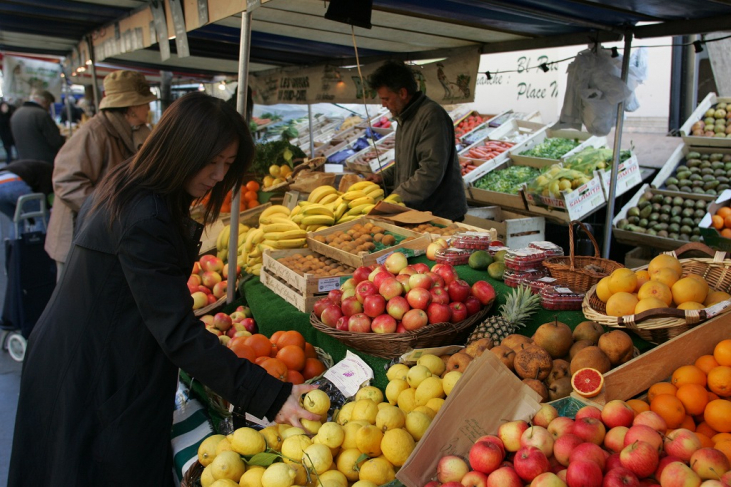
[466,285,541,345]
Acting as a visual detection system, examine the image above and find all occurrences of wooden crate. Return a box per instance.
[679,92,731,148]
[463,207,544,249]
[262,248,354,295]
[651,143,731,199]
[510,129,605,166]
[306,217,430,269]
[259,268,323,313]
[466,157,555,212]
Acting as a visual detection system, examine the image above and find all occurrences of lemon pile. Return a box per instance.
[263,164,293,190]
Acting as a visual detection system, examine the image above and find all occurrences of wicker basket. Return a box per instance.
[583,242,731,344]
[181,460,204,487]
[543,221,624,293]
[309,305,493,359]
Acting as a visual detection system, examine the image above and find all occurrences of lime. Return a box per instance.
[487,262,506,280]
[468,250,493,270]
[494,250,508,262]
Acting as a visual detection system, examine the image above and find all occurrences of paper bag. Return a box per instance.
[368,201,436,225]
[396,351,542,487]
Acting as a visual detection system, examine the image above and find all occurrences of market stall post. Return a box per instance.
[86,36,100,112]
[308,104,315,158]
[602,31,634,259]
[226,8,255,303]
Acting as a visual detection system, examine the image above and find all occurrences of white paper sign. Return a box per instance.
[323,351,374,398]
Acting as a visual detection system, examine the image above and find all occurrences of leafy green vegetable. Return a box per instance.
[473,165,541,194]
[563,147,632,174]
[252,140,306,175]
[519,138,581,159]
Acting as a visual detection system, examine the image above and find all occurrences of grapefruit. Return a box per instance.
[571,368,604,398]
[648,254,683,277]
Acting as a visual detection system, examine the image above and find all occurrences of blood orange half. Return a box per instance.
[571,368,605,398]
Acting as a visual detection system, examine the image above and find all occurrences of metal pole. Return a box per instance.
[64,79,74,136]
[602,32,633,259]
[227,10,253,304]
[682,35,699,123]
[86,36,100,113]
[307,104,315,158]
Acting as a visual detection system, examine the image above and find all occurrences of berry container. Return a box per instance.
[540,285,585,311]
[450,233,492,251]
[435,247,472,266]
[504,268,550,288]
[529,241,565,257]
[487,245,510,257]
[527,276,558,294]
[504,248,547,271]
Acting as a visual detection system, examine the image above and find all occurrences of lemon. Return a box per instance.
[341,421,365,450]
[201,465,216,487]
[396,388,417,413]
[356,424,384,457]
[261,463,296,487]
[216,438,234,455]
[358,458,396,485]
[269,165,281,178]
[377,402,390,411]
[320,469,349,487]
[442,370,463,396]
[417,354,446,377]
[260,426,283,451]
[425,397,445,413]
[406,365,432,388]
[415,376,444,406]
[280,165,292,177]
[282,427,307,440]
[405,411,432,441]
[385,379,410,405]
[412,405,436,420]
[277,424,293,436]
[281,435,313,464]
[231,427,267,456]
[301,419,322,435]
[303,390,331,416]
[351,399,379,424]
[353,481,379,487]
[301,443,333,475]
[199,434,226,466]
[381,428,416,467]
[336,402,355,425]
[211,480,240,487]
[211,450,246,482]
[317,422,345,448]
[289,463,308,485]
[386,363,410,381]
[239,466,266,487]
[336,448,367,481]
[375,405,406,432]
[355,386,384,404]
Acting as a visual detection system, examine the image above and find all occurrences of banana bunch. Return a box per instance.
[338,115,363,132]
[333,180,397,224]
[215,223,250,262]
[258,205,307,250]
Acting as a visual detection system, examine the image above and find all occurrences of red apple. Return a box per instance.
[471,280,496,306]
[402,308,428,331]
[386,296,410,320]
[221,264,240,280]
[548,417,575,440]
[201,271,222,288]
[373,270,395,290]
[427,302,452,324]
[624,425,662,453]
[199,315,214,326]
[431,286,451,305]
[441,483,464,487]
[413,262,430,274]
[229,311,246,323]
[212,312,233,332]
[398,265,417,276]
[469,439,506,475]
[659,462,702,487]
[341,288,356,301]
[573,417,606,445]
[448,279,472,303]
[192,261,202,274]
[606,453,623,472]
[240,317,256,333]
[328,289,343,304]
[663,429,702,462]
[206,294,217,305]
[475,435,506,457]
[567,460,603,487]
[569,442,607,471]
[655,455,684,482]
[461,471,488,487]
[187,283,199,294]
[321,305,343,327]
[384,251,408,274]
[396,323,407,333]
[226,326,237,339]
[531,472,568,487]
[486,467,522,487]
[576,406,603,421]
[427,272,445,288]
[371,314,397,333]
[605,426,630,453]
[379,277,404,300]
[353,266,372,284]
[200,254,224,272]
[534,405,559,428]
[409,273,434,290]
[314,297,335,318]
[340,278,356,290]
[341,296,364,317]
[602,400,636,429]
[348,313,372,333]
[620,441,660,479]
[188,274,202,287]
[689,447,730,480]
[435,263,458,285]
[632,411,667,434]
[424,482,440,487]
[513,446,550,483]
[368,265,387,282]
[356,280,379,304]
[499,420,530,452]
[521,426,554,458]
[553,434,584,467]
[363,294,387,318]
[464,295,482,316]
[198,285,212,295]
[335,315,350,331]
[449,302,468,323]
[407,287,432,310]
[396,274,412,292]
[437,455,470,483]
[191,291,209,310]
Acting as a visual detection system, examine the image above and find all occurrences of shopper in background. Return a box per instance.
[366,61,467,222]
[8,92,321,486]
[45,70,155,279]
[0,99,16,162]
[0,159,53,237]
[77,84,97,120]
[59,96,84,124]
[9,90,65,164]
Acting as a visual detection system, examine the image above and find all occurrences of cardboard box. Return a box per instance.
[262,248,354,295]
[651,144,731,200]
[578,313,731,406]
[699,189,731,251]
[510,128,606,166]
[463,207,545,249]
[524,174,606,223]
[306,217,430,269]
[598,152,644,199]
[679,92,731,148]
[396,351,542,487]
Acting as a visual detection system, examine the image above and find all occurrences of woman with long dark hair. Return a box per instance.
[8,92,320,486]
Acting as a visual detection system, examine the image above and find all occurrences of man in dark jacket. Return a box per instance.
[367,61,467,222]
[10,90,65,164]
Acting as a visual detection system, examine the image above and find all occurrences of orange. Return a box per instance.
[606,292,639,317]
[713,215,725,230]
[677,302,704,310]
[648,382,678,402]
[696,355,721,374]
[650,394,686,429]
[255,356,270,366]
[635,270,651,290]
[247,200,260,209]
[725,215,731,229]
[246,180,260,192]
[708,366,731,397]
[596,277,613,303]
[635,297,668,314]
[245,334,276,358]
[715,339,731,366]
[651,268,680,288]
[304,342,317,359]
[277,345,306,372]
[705,399,731,433]
[609,268,638,294]
[648,254,683,277]
[696,422,719,438]
[276,330,306,350]
[638,281,673,306]
[680,414,696,431]
[696,433,715,448]
[722,229,731,239]
[627,399,650,415]
[709,391,721,402]
[676,383,709,415]
[260,358,288,381]
[302,358,327,380]
[705,291,731,307]
[684,274,710,295]
[243,190,258,201]
[715,440,731,463]
[228,339,256,362]
[270,330,285,345]
[672,365,707,387]
[717,207,731,219]
[287,369,305,385]
[672,278,709,306]
[713,433,731,444]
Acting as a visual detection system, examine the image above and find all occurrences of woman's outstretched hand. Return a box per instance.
[274,383,323,429]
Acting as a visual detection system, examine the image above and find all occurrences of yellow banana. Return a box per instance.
[291,214,305,224]
[262,232,283,241]
[302,205,334,218]
[260,205,290,219]
[364,188,384,200]
[385,193,402,203]
[342,190,368,201]
[348,196,375,208]
[249,228,265,245]
[298,201,314,207]
[262,222,299,233]
[333,196,343,207]
[289,205,302,217]
[217,249,227,261]
[337,214,360,224]
[319,193,339,206]
[261,239,278,247]
[347,204,371,216]
[279,229,308,240]
[274,238,307,249]
[361,204,375,215]
[237,255,247,268]
[302,215,335,226]
[333,202,349,221]
[260,215,294,225]
[258,243,275,252]
[242,228,258,254]
[216,224,230,251]
[237,232,247,248]
[315,226,330,232]
[305,225,322,232]
[249,263,262,276]
[348,181,377,192]
[308,185,338,203]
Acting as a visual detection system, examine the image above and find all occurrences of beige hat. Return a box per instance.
[99,70,157,109]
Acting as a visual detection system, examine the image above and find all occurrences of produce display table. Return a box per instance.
[242,255,614,390]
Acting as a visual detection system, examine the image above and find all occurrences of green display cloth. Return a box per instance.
[241,255,654,391]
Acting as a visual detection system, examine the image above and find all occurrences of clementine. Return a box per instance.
[716,441,731,463]
[246,334,276,358]
[246,200,259,209]
[725,215,731,229]
[304,342,317,359]
[708,366,731,397]
[696,432,715,448]
[277,330,306,350]
[671,364,707,387]
[695,355,720,374]
[650,394,686,429]
[277,345,306,372]
[260,358,288,381]
[302,358,327,380]
[696,422,719,438]
[714,339,731,366]
[713,215,725,230]
[713,433,731,444]
[648,382,678,402]
[722,229,731,239]
[287,369,305,385]
[680,414,696,431]
[717,207,731,219]
[246,180,260,192]
[705,399,731,433]
[676,383,709,415]
[627,399,650,415]
[228,339,256,362]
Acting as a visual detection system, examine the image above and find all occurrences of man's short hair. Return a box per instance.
[31,90,55,105]
[368,61,418,96]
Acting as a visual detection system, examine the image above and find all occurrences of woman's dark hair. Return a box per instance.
[91,92,254,227]
[368,61,417,96]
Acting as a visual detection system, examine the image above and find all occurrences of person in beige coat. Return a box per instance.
[45,70,156,277]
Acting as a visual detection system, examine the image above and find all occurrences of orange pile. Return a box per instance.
[227,330,327,384]
[630,339,731,462]
[711,207,731,238]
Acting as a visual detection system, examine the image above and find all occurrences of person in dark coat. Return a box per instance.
[0,99,16,162]
[0,159,53,237]
[7,92,320,486]
[9,90,65,164]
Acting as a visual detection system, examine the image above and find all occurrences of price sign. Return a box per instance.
[376,251,394,265]
[318,277,341,293]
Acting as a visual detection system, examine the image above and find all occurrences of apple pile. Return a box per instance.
[188,255,240,310]
[200,305,257,345]
[429,401,731,487]
[313,252,496,333]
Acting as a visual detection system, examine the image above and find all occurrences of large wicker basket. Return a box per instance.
[543,221,624,293]
[181,460,204,487]
[583,242,731,344]
[309,304,493,359]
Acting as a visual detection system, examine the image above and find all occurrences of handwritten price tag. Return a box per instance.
[318,277,341,293]
[376,251,394,265]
